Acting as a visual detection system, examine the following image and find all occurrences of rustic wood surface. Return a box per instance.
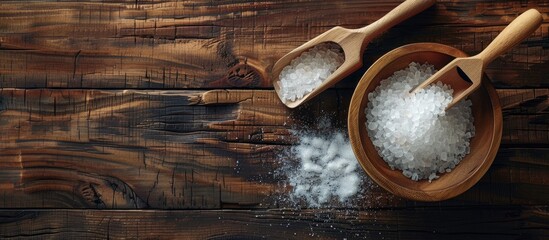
[0,0,548,239]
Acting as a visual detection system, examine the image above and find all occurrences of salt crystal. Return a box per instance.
[303,162,323,173]
[441,152,448,161]
[336,175,359,200]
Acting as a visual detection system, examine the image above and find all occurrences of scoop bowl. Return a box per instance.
[348,43,502,201]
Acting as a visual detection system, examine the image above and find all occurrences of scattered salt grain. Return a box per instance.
[365,62,475,182]
[286,131,362,207]
[278,43,344,101]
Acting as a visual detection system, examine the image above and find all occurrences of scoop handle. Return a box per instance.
[475,9,543,65]
[360,0,435,38]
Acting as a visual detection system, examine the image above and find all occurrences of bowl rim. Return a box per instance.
[348,42,503,201]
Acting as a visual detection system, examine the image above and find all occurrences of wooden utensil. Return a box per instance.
[348,43,503,201]
[272,0,436,108]
[411,9,543,109]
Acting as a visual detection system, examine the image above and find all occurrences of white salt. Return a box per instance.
[286,131,362,207]
[278,43,344,101]
[365,62,475,182]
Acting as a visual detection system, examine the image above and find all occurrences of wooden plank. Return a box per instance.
[0,89,291,209]
[499,89,549,146]
[0,88,548,209]
[0,207,547,239]
[0,0,547,89]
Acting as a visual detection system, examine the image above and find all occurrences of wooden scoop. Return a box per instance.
[272,0,436,108]
[411,9,543,109]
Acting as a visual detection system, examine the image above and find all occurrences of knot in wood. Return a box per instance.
[225,63,263,88]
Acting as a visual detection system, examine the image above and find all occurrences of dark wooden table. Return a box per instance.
[0,0,548,239]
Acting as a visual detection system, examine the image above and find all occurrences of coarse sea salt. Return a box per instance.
[365,62,475,182]
[284,127,364,207]
[278,43,344,102]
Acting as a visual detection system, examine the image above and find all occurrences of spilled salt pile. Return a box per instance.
[278,43,344,101]
[365,62,475,182]
[284,129,363,207]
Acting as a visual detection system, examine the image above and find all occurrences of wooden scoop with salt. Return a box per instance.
[272,0,436,108]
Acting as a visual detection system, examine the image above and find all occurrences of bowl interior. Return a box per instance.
[348,43,502,201]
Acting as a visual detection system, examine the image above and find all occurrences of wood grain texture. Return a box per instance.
[0,0,548,239]
[0,89,290,209]
[0,0,547,89]
[0,89,547,208]
[0,206,547,239]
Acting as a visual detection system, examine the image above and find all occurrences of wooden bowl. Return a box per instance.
[348,43,503,201]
